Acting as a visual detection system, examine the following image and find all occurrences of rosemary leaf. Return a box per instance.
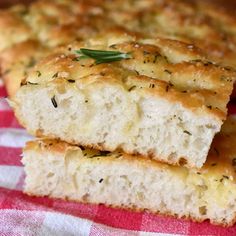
[74,48,132,64]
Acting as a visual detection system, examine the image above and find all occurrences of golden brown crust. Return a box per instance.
[0,40,49,97]
[0,0,236,97]
[2,0,236,96]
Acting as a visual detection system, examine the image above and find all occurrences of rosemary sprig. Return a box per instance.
[74,48,132,64]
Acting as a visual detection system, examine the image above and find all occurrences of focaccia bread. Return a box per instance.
[2,0,236,97]
[22,116,236,227]
[0,0,114,96]
[11,32,236,168]
[0,40,49,97]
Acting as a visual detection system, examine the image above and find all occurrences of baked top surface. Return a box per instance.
[1,0,236,65]
[1,0,236,97]
[21,30,235,120]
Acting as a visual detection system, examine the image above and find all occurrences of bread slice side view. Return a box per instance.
[11,33,236,168]
[22,117,236,227]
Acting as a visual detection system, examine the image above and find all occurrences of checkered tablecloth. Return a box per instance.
[1,82,236,236]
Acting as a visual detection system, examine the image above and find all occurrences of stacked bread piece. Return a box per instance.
[2,0,236,227]
[11,32,235,169]
[10,31,236,226]
[22,117,236,226]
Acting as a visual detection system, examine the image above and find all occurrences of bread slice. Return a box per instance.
[11,31,236,168]
[22,116,236,227]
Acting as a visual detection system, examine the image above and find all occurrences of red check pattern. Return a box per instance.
[1,82,236,235]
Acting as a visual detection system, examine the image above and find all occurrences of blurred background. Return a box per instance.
[0,0,236,10]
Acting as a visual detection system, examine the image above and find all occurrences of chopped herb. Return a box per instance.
[52,72,59,78]
[232,158,236,167]
[166,85,170,92]
[85,100,88,103]
[99,178,104,183]
[183,130,192,135]
[134,70,140,75]
[109,44,117,49]
[197,172,201,175]
[153,55,158,63]
[223,175,229,179]
[99,151,110,156]
[164,69,172,75]
[27,81,38,85]
[203,62,211,66]
[115,153,122,158]
[214,147,219,156]
[128,85,136,91]
[207,105,212,110]
[27,58,36,68]
[68,79,75,83]
[36,71,41,77]
[211,163,217,167]
[51,96,58,108]
[74,48,132,64]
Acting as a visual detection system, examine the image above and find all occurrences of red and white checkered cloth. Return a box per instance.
[1,81,236,236]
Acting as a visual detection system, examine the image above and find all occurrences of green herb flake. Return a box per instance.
[214,147,219,156]
[128,85,136,92]
[183,130,192,135]
[164,69,172,75]
[68,79,75,83]
[51,96,58,108]
[27,81,38,85]
[223,175,229,179]
[36,71,41,77]
[52,72,59,78]
[232,158,236,167]
[27,58,36,68]
[74,48,132,64]
[99,151,110,156]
